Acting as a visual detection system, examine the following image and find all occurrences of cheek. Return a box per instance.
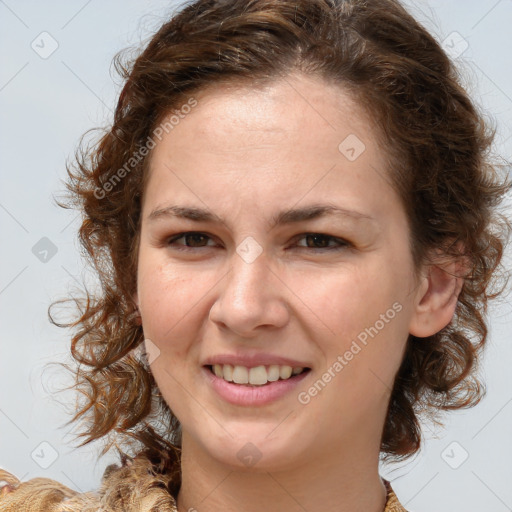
[138,260,200,342]
[299,263,395,338]
[308,262,410,379]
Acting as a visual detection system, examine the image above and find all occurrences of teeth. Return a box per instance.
[223,364,234,382]
[211,364,306,386]
[249,366,268,385]
[279,366,292,379]
[232,365,249,384]
[267,365,280,382]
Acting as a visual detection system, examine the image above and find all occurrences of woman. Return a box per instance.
[1,0,509,510]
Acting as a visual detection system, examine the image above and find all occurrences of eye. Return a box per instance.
[165,231,352,252]
[292,233,352,251]
[166,232,217,250]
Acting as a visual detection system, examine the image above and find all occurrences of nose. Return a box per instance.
[208,246,290,337]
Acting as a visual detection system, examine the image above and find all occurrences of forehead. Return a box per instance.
[170,73,376,153]
[143,73,397,221]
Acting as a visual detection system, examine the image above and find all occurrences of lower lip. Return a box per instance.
[202,366,311,406]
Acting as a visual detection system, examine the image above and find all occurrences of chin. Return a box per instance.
[200,426,308,473]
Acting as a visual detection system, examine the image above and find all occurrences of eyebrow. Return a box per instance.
[147,203,375,228]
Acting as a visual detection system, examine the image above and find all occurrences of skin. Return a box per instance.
[133,72,462,512]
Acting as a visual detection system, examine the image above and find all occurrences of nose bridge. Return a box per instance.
[224,228,270,294]
[229,242,269,298]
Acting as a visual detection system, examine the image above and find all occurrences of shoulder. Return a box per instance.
[0,467,92,511]
[0,454,178,512]
[383,479,408,512]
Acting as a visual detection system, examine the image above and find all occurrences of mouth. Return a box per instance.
[204,364,312,387]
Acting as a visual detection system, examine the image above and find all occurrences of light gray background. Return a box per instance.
[1,1,511,510]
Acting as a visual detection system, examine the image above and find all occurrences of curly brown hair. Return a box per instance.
[50,0,511,475]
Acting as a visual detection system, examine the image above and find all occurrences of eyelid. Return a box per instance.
[291,232,352,249]
[166,231,220,248]
[166,231,352,251]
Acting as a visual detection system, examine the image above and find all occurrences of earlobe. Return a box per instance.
[409,262,464,338]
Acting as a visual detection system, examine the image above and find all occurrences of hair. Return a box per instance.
[50,0,511,475]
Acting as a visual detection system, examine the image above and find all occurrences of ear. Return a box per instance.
[409,249,467,338]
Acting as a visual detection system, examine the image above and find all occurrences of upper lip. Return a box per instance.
[202,353,311,369]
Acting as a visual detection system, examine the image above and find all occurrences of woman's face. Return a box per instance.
[134,73,427,471]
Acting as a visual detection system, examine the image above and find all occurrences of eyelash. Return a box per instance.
[165,232,352,252]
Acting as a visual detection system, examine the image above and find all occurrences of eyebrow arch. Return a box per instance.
[147,204,375,228]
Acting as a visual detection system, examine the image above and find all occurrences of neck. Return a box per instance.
[175,434,387,512]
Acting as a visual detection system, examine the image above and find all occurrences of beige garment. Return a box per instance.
[0,454,407,511]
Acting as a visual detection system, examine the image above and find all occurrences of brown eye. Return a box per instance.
[294,233,351,251]
[167,232,216,249]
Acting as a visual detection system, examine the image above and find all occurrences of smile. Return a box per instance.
[203,365,311,406]
[208,364,309,386]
